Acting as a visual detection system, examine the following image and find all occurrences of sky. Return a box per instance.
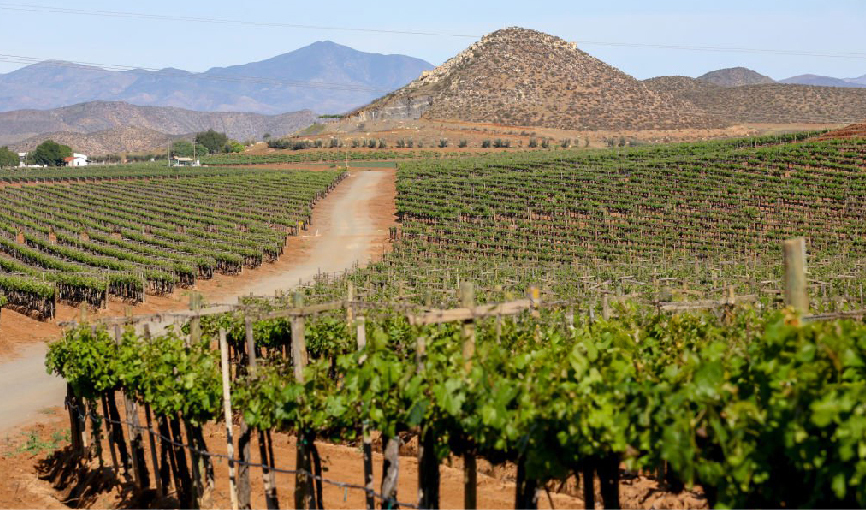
[0,0,864,80]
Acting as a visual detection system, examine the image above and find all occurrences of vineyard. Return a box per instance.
[0,164,287,185]
[200,149,495,166]
[39,133,866,509]
[48,284,866,509]
[370,134,866,305]
[0,169,344,318]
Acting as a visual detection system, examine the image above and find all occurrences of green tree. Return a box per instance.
[170,141,208,158]
[195,130,229,154]
[27,140,73,167]
[0,146,19,168]
[224,140,245,154]
[171,140,194,158]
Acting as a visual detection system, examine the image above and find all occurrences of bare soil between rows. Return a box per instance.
[0,407,707,509]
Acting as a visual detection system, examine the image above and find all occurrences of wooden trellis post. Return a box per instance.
[219,328,239,510]
[356,302,375,510]
[417,334,440,509]
[784,237,808,317]
[292,292,310,510]
[460,282,477,510]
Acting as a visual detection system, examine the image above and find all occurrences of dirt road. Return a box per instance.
[0,169,395,433]
[0,343,62,432]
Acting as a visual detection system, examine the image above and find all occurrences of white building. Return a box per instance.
[18,153,26,167]
[171,157,200,167]
[66,153,88,167]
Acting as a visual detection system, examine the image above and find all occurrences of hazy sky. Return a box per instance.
[1,0,864,80]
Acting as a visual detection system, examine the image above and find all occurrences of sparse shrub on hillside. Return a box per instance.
[314,139,323,148]
[329,138,340,148]
[458,140,468,148]
[529,138,538,148]
[439,139,448,148]
[618,136,627,147]
[351,139,360,148]
[541,138,550,149]
[292,141,309,151]
[378,139,387,149]
[396,139,406,148]
[482,140,492,148]
[560,138,572,148]
[417,141,425,148]
[407,140,415,148]
[584,137,590,148]
[267,139,291,149]
[494,138,504,148]
[367,139,377,149]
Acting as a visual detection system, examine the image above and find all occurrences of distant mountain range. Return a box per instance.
[0,41,434,114]
[0,101,319,151]
[780,74,866,88]
[690,67,866,89]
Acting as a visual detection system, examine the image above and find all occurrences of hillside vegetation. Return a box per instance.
[645,77,866,124]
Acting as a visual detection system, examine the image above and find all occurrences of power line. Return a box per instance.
[0,2,478,38]
[2,2,865,61]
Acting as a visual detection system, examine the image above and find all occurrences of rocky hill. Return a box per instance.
[644,77,866,124]
[0,42,433,114]
[349,27,722,131]
[0,101,319,148]
[8,126,182,156]
[696,67,774,87]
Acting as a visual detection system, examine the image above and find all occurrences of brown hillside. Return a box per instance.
[349,27,723,131]
[9,126,181,155]
[0,101,319,147]
[816,123,866,140]
[645,77,866,125]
